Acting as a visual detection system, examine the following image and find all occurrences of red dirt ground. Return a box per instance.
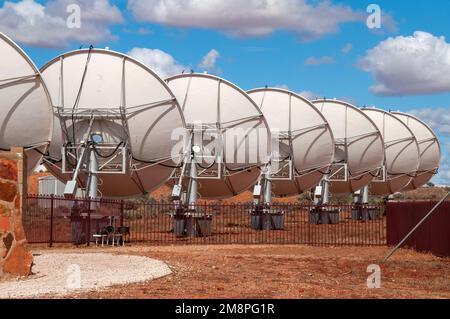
[25,174,449,298]
[28,244,450,299]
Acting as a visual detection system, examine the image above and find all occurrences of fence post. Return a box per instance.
[307,205,311,245]
[49,194,54,248]
[120,199,124,227]
[87,197,91,247]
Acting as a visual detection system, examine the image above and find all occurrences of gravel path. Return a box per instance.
[0,252,172,298]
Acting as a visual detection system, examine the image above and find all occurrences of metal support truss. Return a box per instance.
[62,144,127,174]
[326,163,349,182]
[0,73,39,88]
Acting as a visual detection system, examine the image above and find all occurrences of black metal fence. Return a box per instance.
[24,195,387,247]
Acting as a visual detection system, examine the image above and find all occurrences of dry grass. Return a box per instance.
[393,187,450,201]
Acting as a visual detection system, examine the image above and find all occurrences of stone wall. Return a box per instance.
[0,148,33,277]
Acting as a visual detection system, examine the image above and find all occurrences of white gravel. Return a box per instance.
[0,252,172,298]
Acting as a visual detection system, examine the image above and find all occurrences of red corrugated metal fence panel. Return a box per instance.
[387,201,450,257]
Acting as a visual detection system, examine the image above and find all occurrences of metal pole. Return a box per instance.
[86,151,98,247]
[187,156,198,210]
[172,136,192,201]
[49,194,54,248]
[120,199,124,227]
[321,176,329,205]
[384,191,450,262]
[88,150,98,199]
[87,197,91,247]
[361,185,369,204]
[263,172,272,206]
[64,117,95,196]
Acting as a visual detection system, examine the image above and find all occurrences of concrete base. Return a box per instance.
[310,208,340,225]
[352,207,382,221]
[250,211,285,230]
[173,213,213,238]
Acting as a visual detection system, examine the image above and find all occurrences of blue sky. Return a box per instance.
[1,0,449,185]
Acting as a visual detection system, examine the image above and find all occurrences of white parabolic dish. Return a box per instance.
[362,108,421,195]
[392,112,441,190]
[248,88,335,196]
[0,32,53,172]
[40,49,185,197]
[312,100,385,194]
[166,74,271,199]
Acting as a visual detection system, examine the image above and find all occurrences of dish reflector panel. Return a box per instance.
[0,32,52,172]
[392,112,441,190]
[312,100,385,194]
[362,108,420,195]
[166,74,271,199]
[248,88,335,196]
[41,49,185,197]
[362,108,420,196]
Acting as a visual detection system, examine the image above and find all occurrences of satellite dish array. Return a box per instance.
[0,33,441,210]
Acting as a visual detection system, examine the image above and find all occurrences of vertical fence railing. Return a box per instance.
[24,195,387,247]
[49,194,54,248]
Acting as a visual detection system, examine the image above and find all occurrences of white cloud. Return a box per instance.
[0,0,123,48]
[341,43,353,55]
[199,49,220,73]
[272,87,322,101]
[359,31,450,96]
[271,85,324,100]
[127,47,187,78]
[337,96,358,105]
[409,107,450,135]
[381,13,398,33]
[408,107,449,185]
[435,153,450,185]
[137,27,152,35]
[367,10,398,35]
[274,84,290,90]
[128,0,362,40]
[304,56,335,66]
[298,90,322,100]
[274,86,356,104]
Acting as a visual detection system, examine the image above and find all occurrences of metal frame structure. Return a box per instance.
[166,73,271,205]
[311,99,386,204]
[39,48,186,198]
[247,88,335,207]
[2,32,442,206]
